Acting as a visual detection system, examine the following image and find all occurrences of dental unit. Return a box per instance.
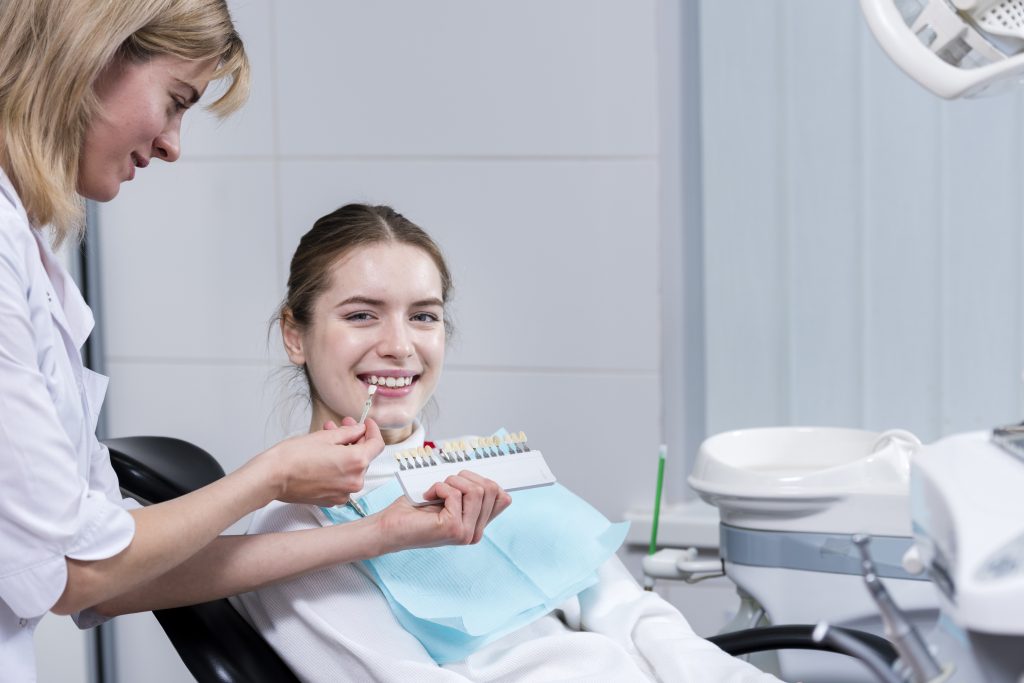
[861,0,1024,98]
[638,4,1024,680]
[644,427,938,683]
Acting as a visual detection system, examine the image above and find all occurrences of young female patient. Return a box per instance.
[234,204,781,682]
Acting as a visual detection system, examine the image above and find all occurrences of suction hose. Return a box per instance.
[708,624,901,683]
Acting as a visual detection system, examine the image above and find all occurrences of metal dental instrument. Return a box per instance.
[348,385,378,518]
[853,534,946,683]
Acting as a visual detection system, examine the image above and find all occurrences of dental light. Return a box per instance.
[861,0,1024,98]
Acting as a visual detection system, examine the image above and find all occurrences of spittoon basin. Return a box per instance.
[688,427,920,535]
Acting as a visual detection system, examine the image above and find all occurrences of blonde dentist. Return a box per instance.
[0,1,508,679]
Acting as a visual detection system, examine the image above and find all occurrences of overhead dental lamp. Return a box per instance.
[861,0,1024,97]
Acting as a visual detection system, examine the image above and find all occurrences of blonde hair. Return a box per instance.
[0,0,250,245]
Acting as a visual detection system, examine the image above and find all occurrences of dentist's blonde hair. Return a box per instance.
[0,0,250,245]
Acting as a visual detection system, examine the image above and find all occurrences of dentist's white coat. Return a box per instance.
[0,168,136,681]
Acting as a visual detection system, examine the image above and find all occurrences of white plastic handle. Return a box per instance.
[870,429,922,454]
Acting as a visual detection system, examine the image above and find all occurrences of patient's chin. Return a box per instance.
[378,421,416,444]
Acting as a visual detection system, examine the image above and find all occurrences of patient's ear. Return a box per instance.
[280,310,306,366]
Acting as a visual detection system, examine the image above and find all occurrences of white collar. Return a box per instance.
[0,167,97,351]
[34,228,95,350]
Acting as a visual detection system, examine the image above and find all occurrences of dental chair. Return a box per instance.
[104,436,300,683]
[106,436,897,682]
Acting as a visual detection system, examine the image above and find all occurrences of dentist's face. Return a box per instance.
[78,55,217,201]
[285,242,446,444]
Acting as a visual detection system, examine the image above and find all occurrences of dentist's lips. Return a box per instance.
[128,153,149,180]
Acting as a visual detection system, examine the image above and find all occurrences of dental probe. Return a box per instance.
[348,385,379,518]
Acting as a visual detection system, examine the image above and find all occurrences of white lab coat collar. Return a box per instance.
[0,167,95,351]
[33,231,95,351]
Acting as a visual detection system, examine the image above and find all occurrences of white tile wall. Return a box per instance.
[179,0,275,157]
[277,159,660,371]
[99,161,282,362]
[273,1,658,157]
[94,1,668,680]
[104,361,295,474]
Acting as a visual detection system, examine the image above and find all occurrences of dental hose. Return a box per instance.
[708,624,901,683]
[812,622,904,683]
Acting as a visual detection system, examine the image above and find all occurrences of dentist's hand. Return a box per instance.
[257,417,384,506]
[374,471,512,552]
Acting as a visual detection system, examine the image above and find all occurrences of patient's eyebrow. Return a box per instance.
[334,296,444,309]
[334,296,385,308]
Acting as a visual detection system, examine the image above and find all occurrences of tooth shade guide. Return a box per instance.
[518,432,529,451]
[399,433,534,468]
[393,436,556,504]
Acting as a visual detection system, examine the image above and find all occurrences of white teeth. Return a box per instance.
[366,375,413,387]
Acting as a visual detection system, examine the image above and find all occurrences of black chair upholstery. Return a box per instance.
[105,436,300,683]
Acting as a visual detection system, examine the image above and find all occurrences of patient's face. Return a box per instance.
[291,242,446,444]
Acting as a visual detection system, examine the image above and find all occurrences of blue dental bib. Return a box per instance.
[322,480,629,663]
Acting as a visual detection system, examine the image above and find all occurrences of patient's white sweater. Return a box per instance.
[232,427,781,683]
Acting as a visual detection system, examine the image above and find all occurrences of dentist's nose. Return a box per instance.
[153,123,181,163]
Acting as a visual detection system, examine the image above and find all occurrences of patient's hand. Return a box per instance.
[374,471,512,552]
[258,418,385,506]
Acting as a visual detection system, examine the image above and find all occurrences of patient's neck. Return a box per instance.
[380,424,415,445]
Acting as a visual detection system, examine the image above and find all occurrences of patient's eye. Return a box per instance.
[345,311,376,322]
[411,312,440,323]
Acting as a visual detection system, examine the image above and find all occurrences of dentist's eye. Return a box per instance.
[411,312,440,323]
[345,312,375,322]
[170,93,193,115]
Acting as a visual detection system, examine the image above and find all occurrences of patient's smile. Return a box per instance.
[362,374,416,388]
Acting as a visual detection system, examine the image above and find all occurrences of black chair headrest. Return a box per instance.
[105,436,225,504]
